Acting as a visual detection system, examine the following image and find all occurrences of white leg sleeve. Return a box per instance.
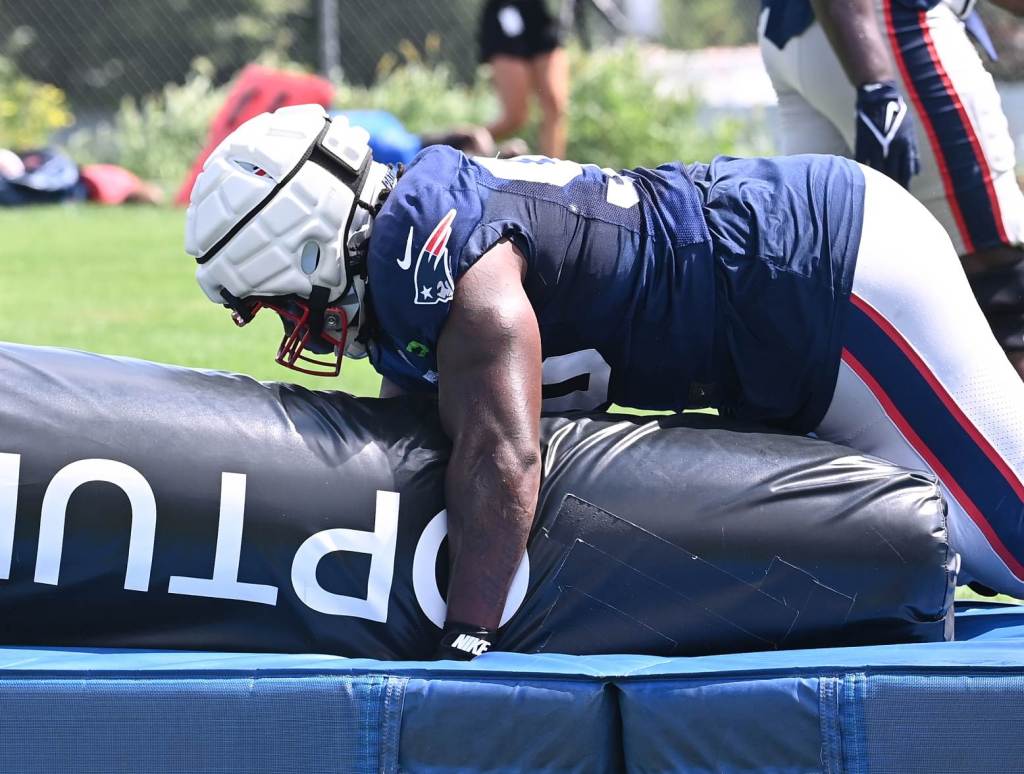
[815,166,1024,594]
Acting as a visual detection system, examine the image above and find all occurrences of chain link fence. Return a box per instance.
[1,0,696,113]
[2,0,1019,138]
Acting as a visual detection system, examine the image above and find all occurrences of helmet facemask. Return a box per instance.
[264,293,349,377]
[186,105,390,376]
[218,197,375,377]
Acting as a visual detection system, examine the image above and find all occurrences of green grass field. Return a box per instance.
[0,204,383,396]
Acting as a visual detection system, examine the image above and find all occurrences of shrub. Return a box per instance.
[64,42,767,192]
[566,43,755,168]
[334,34,497,133]
[0,55,73,148]
[66,59,227,190]
[337,41,759,170]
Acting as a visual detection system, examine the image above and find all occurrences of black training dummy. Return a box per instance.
[0,343,955,658]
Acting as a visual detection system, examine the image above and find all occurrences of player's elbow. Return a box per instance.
[491,439,542,513]
[501,439,542,481]
[455,434,541,490]
[488,437,542,479]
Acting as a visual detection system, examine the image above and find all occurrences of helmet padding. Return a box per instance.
[184,104,389,370]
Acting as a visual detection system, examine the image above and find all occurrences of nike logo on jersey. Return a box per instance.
[396,227,414,270]
[413,208,457,305]
[450,633,491,656]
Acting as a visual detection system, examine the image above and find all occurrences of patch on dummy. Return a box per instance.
[527,495,854,656]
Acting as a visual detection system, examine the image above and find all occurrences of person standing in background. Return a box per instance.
[479,0,570,158]
[759,0,1024,378]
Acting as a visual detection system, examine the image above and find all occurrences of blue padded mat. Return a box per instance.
[1,603,1022,773]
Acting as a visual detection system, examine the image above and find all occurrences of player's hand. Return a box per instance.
[855,81,920,189]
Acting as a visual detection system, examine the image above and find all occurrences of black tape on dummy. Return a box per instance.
[0,343,956,658]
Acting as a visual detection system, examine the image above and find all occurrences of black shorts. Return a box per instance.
[479,0,564,62]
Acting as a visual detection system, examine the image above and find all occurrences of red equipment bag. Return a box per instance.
[174,65,334,205]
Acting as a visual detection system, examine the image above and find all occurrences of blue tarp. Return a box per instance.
[332,109,422,165]
[1,603,1022,772]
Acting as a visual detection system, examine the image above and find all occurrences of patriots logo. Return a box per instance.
[413,208,457,305]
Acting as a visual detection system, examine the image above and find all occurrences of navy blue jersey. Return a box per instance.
[366,145,864,430]
[690,155,863,428]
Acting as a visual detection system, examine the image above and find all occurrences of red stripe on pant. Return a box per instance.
[845,293,1024,579]
[841,348,1024,580]
[880,0,1008,251]
[851,295,1024,498]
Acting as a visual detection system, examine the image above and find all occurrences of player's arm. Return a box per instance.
[811,0,920,187]
[811,0,894,86]
[434,238,542,659]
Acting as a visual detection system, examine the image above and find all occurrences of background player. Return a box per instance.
[185,106,1024,658]
[479,0,570,158]
[759,0,1024,377]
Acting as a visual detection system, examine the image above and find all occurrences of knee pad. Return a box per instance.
[969,258,1024,353]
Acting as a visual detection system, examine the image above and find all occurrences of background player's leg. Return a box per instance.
[530,48,569,159]
[815,166,1024,596]
[879,0,1024,261]
[758,13,853,156]
[773,87,850,157]
[758,13,856,150]
[877,0,1024,379]
[487,55,533,141]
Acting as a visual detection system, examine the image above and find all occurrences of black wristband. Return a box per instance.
[434,621,498,661]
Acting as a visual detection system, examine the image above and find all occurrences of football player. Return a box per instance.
[759,0,1024,377]
[186,106,1024,658]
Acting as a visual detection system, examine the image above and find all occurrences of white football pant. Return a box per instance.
[759,0,1024,256]
[817,166,1024,595]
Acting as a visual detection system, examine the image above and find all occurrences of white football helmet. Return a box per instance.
[185,104,393,375]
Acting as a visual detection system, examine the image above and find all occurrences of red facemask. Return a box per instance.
[228,295,349,377]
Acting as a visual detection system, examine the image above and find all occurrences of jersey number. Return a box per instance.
[541,349,611,412]
[473,156,640,210]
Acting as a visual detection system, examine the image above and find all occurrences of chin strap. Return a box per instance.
[219,288,258,326]
[306,285,332,343]
[338,163,396,359]
[348,284,377,358]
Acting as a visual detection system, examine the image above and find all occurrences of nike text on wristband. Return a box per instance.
[436,622,498,660]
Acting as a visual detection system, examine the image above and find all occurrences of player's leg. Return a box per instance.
[773,89,851,158]
[879,0,1024,260]
[758,10,856,151]
[815,166,1024,596]
[480,2,533,141]
[487,55,533,141]
[530,47,569,159]
[879,0,1024,377]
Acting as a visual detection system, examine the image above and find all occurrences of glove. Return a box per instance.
[855,81,920,189]
[434,621,498,661]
